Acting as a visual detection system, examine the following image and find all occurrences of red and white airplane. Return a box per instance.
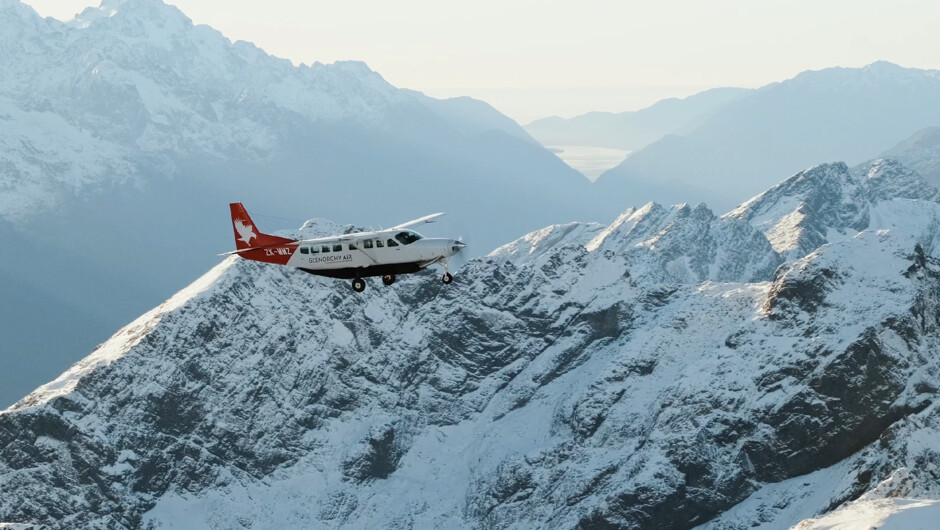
[227,203,466,292]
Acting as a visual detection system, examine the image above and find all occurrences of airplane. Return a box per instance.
[226,203,466,292]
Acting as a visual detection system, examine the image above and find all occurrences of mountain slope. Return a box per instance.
[596,62,940,214]
[882,126,940,186]
[3,161,940,529]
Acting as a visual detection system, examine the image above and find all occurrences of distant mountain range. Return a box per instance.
[4,157,940,528]
[524,87,750,151]
[0,0,589,407]
[592,61,940,212]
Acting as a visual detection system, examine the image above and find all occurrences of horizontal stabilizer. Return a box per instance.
[219,241,297,256]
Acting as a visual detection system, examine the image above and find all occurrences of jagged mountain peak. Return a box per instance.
[551,200,777,285]
[0,0,35,17]
[585,200,665,251]
[730,162,855,212]
[0,0,65,43]
[780,61,940,93]
[490,221,604,264]
[0,0,399,130]
[585,201,723,248]
[862,157,940,203]
[65,0,208,65]
[727,159,940,259]
[72,0,192,28]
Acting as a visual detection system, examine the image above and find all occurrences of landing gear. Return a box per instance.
[352,278,366,292]
[440,259,454,285]
[382,274,396,286]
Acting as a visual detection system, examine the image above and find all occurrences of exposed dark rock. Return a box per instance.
[342,424,404,482]
[765,265,841,317]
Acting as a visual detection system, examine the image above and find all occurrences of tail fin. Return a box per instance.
[229,203,295,250]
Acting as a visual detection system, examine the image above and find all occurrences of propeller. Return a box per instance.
[449,233,471,272]
[449,215,476,270]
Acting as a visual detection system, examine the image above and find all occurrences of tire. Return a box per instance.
[382,274,396,286]
[352,278,366,292]
[442,272,453,284]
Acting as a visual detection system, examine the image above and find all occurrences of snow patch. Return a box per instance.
[792,498,940,530]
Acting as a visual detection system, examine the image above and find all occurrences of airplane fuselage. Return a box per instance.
[228,203,465,292]
[288,230,460,279]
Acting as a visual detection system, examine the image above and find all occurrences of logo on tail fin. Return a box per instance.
[234,219,257,245]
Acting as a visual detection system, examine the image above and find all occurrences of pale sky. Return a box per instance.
[23,0,940,123]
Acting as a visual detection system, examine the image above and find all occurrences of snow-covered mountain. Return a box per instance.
[596,62,940,214]
[3,158,940,529]
[0,0,590,408]
[0,0,582,229]
[728,159,940,261]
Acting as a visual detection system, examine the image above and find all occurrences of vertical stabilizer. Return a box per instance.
[229,203,295,250]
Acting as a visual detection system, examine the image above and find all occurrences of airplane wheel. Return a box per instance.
[442,272,453,284]
[352,278,366,292]
[382,274,396,286]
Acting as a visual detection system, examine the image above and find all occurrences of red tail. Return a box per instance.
[229,203,295,250]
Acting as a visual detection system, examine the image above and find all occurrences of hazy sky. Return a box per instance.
[24,0,940,123]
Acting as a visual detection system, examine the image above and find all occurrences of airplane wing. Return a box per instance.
[392,212,445,230]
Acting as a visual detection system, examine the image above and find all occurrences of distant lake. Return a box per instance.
[548,145,631,181]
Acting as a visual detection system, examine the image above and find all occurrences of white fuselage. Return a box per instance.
[285,229,462,278]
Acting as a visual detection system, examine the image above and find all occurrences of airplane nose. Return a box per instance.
[451,240,466,253]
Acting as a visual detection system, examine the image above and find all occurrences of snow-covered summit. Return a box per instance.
[0,0,552,225]
[580,200,780,284]
[71,0,193,35]
[780,61,940,93]
[727,159,940,259]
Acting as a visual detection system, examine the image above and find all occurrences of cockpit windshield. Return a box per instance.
[394,231,423,245]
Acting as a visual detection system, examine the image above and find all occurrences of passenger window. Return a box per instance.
[300,247,309,254]
[311,246,319,253]
[322,245,330,253]
[387,239,399,247]
[348,243,357,250]
[376,240,384,248]
[333,244,342,252]
[363,240,373,249]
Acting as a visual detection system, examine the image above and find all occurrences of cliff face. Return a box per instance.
[3,160,940,529]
